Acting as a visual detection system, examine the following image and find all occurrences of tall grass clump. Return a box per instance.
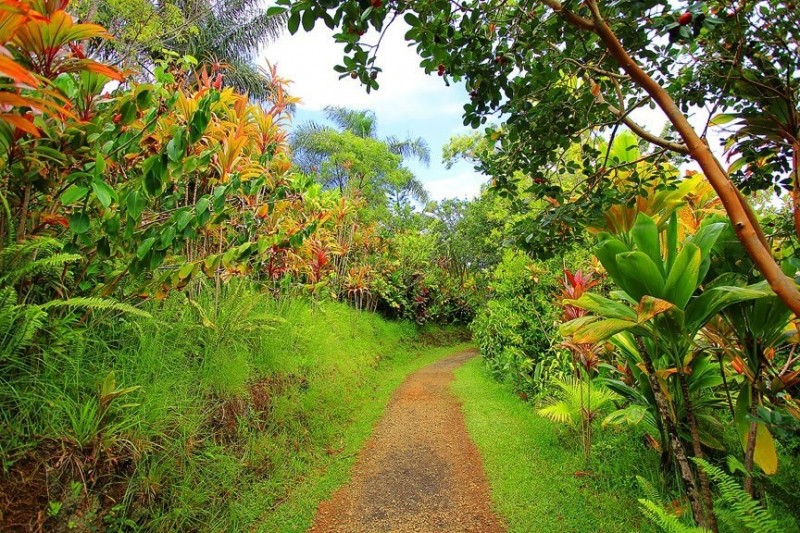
[0,280,457,531]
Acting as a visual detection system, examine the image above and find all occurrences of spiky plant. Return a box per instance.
[537,377,619,427]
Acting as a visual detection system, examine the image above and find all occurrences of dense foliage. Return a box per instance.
[2,0,800,531]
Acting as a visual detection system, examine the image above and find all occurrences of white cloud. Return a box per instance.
[425,170,487,201]
[260,22,461,122]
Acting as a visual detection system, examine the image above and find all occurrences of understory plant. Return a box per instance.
[563,212,773,530]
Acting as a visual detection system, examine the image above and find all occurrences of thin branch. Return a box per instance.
[538,0,595,30]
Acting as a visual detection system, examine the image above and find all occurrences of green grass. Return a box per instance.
[1,281,468,532]
[452,357,653,532]
[256,341,466,532]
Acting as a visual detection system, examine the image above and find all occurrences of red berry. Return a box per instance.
[678,12,692,25]
[371,0,382,7]
[437,64,446,76]
[113,113,122,124]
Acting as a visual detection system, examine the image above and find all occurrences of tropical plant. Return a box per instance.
[562,212,772,529]
[699,223,799,495]
[537,377,618,458]
[639,459,783,533]
[72,0,287,99]
[292,106,430,209]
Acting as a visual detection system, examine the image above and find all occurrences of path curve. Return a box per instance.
[310,350,505,533]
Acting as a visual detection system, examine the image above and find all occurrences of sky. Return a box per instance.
[258,21,488,202]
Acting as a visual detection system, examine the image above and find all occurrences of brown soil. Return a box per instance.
[309,350,506,533]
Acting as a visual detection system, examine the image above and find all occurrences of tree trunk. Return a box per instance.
[16,182,31,242]
[636,339,708,528]
[743,382,759,497]
[677,367,718,532]
[792,141,800,241]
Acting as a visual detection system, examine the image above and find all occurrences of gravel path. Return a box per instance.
[309,350,505,533]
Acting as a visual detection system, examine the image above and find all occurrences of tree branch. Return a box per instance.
[538,0,595,30]
[561,0,800,317]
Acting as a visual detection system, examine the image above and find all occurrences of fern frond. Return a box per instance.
[39,298,151,318]
[693,458,781,533]
[0,287,47,359]
[638,499,710,533]
[1,253,82,285]
[637,476,664,507]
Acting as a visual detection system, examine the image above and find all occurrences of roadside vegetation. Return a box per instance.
[2,0,800,532]
[454,357,652,532]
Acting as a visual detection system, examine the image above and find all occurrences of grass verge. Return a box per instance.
[452,357,651,532]
[256,341,468,532]
[0,282,468,532]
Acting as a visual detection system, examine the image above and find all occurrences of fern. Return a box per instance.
[0,287,47,360]
[638,499,710,533]
[693,458,781,533]
[40,297,151,318]
[1,252,82,285]
[637,475,665,507]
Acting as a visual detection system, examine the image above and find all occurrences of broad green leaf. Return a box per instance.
[157,226,176,250]
[176,210,193,230]
[178,262,196,280]
[631,213,662,274]
[617,251,665,300]
[62,185,89,205]
[688,222,725,259]
[709,113,739,126]
[91,178,116,208]
[666,212,678,272]
[126,190,145,219]
[564,293,636,320]
[286,11,300,35]
[68,213,90,234]
[94,152,106,176]
[595,237,629,289]
[603,404,647,428]
[166,132,185,163]
[686,282,772,332]
[302,9,315,31]
[664,242,700,308]
[196,197,210,216]
[266,6,287,16]
[559,315,599,337]
[572,318,637,344]
[136,237,156,260]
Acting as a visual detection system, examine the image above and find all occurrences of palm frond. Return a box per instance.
[537,377,619,427]
[323,106,377,138]
[386,135,431,166]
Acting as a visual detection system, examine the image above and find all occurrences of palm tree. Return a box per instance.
[292,106,431,206]
[321,106,431,166]
[537,377,618,459]
[75,0,286,99]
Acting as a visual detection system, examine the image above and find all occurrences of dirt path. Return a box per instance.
[309,350,505,533]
